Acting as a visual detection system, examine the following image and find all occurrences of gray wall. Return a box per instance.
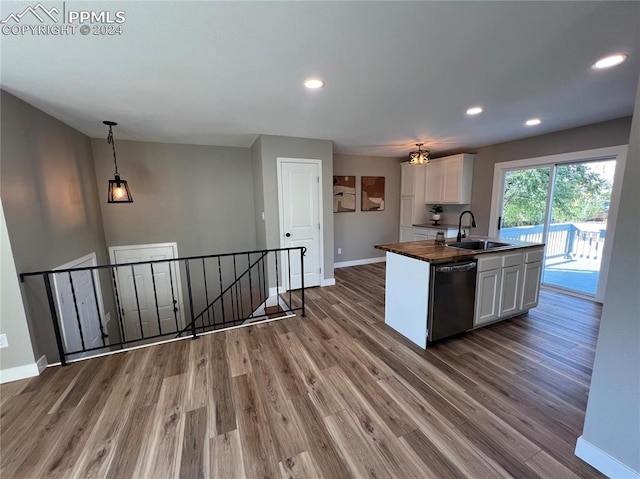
[251,136,267,250]
[580,81,640,473]
[333,154,403,263]
[92,140,259,331]
[470,117,632,235]
[0,199,36,372]
[0,91,111,362]
[92,139,257,256]
[257,135,334,282]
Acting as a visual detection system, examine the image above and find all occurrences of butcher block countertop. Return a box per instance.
[375,238,544,264]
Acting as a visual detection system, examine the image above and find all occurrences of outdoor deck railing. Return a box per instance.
[501,223,605,261]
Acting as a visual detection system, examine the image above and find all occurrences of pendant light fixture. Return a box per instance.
[104,121,133,203]
[409,143,430,165]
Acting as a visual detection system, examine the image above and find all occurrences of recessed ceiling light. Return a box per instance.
[466,106,483,115]
[592,54,627,70]
[304,78,324,89]
[525,118,541,126]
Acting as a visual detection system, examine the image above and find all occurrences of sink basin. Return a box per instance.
[446,240,512,251]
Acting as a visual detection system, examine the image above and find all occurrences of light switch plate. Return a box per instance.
[0,334,8,348]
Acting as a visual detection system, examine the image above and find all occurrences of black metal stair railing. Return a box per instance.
[20,246,306,366]
[177,251,269,337]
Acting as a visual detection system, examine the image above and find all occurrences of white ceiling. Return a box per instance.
[1,1,638,157]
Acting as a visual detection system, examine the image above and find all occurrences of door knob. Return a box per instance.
[285,233,291,237]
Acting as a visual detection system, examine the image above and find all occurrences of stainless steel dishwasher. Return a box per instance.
[428,259,477,342]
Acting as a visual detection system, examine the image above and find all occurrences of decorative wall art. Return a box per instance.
[333,176,356,212]
[362,176,385,211]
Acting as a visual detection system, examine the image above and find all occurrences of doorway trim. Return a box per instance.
[53,252,107,353]
[488,145,628,302]
[276,157,324,289]
[108,242,186,332]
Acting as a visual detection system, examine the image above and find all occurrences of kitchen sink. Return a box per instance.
[446,240,513,251]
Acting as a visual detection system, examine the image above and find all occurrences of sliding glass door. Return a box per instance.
[496,160,616,298]
[499,167,551,243]
[543,160,615,296]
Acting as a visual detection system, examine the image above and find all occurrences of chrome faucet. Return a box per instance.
[457,210,477,242]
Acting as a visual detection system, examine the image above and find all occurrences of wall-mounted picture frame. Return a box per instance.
[333,176,356,212]
[362,176,385,211]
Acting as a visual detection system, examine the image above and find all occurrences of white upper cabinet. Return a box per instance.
[424,154,475,204]
[401,162,416,197]
[424,161,444,204]
[400,163,428,227]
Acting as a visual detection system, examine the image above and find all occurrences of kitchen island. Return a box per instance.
[375,238,545,348]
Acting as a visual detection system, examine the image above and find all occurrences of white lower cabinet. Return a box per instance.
[399,226,458,242]
[399,227,414,242]
[521,261,543,310]
[499,264,523,317]
[474,247,542,327]
[475,269,501,326]
[413,227,437,241]
[413,233,432,241]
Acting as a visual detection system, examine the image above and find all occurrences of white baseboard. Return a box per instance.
[321,278,335,286]
[334,257,386,269]
[36,355,47,373]
[575,436,640,479]
[0,361,40,384]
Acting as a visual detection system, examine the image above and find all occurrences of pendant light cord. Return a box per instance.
[107,125,119,175]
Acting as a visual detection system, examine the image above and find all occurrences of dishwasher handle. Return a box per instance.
[435,262,477,274]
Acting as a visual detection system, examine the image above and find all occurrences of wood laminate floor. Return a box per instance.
[0,263,605,478]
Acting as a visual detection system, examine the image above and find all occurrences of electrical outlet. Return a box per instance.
[0,334,8,349]
[337,248,342,255]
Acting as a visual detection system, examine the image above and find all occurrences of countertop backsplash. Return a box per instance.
[423,204,475,228]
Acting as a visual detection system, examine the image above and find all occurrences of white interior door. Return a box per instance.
[278,159,322,289]
[110,243,184,341]
[54,253,106,357]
